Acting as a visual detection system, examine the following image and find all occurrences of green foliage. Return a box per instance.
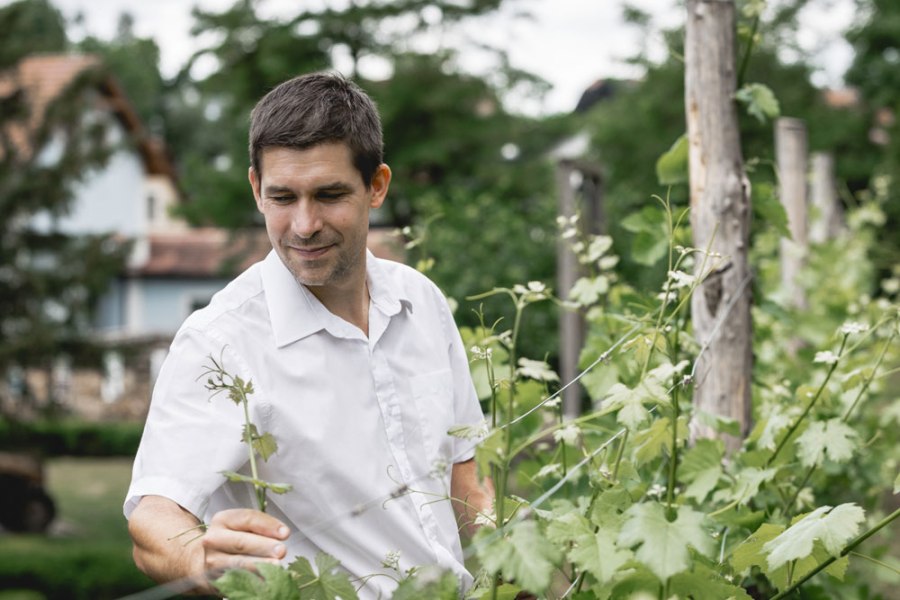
[735,82,781,123]
[0,419,143,456]
[0,47,131,373]
[655,133,688,186]
[0,0,67,69]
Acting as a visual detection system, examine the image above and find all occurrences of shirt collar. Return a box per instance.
[261,249,411,348]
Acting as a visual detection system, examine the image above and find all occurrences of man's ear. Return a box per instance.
[249,167,263,212]
[369,164,391,210]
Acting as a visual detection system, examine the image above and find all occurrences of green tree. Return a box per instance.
[0,0,67,69]
[0,1,129,402]
[166,0,570,359]
[845,0,900,268]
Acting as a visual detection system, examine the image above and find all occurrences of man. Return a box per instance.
[125,72,492,599]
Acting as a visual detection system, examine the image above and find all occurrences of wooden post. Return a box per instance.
[776,117,809,310]
[809,152,843,243]
[556,160,584,420]
[685,0,753,450]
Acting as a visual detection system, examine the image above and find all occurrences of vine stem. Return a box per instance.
[769,506,900,600]
[241,392,267,512]
[785,328,897,512]
[766,334,848,468]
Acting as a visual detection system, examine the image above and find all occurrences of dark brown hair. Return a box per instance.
[249,72,383,186]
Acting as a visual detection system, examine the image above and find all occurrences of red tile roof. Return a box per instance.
[0,53,176,179]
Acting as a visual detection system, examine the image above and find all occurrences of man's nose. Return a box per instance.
[291,201,323,239]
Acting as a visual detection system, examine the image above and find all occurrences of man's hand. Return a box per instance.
[201,508,290,574]
[129,495,290,595]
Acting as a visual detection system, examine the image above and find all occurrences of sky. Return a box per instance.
[18,0,859,115]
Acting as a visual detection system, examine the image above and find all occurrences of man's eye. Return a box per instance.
[318,191,346,200]
[269,196,293,203]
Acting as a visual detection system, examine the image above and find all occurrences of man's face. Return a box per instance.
[249,143,390,295]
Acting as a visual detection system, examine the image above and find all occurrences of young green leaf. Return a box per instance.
[289,552,359,600]
[617,502,715,582]
[391,567,459,600]
[515,357,559,382]
[214,563,300,600]
[669,565,752,600]
[631,417,672,466]
[713,467,777,506]
[795,418,858,467]
[476,520,561,594]
[763,504,865,570]
[679,439,724,503]
[735,82,780,123]
[569,527,632,584]
[568,276,610,306]
[656,133,688,186]
[254,432,279,462]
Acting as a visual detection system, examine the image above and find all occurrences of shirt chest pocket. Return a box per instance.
[409,369,455,465]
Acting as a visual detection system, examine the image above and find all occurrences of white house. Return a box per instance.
[3,54,402,419]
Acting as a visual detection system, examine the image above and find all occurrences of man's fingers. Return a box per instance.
[209,508,290,539]
[202,526,287,560]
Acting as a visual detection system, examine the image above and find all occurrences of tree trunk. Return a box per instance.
[685,0,752,450]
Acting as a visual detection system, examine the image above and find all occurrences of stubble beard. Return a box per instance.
[279,233,364,290]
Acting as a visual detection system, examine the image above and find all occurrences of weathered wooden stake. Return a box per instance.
[685,0,753,449]
[776,117,809,310]
[809,151,844,243]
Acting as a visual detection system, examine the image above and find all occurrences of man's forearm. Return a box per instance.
[451,459,495,537]
[129,495,213,594]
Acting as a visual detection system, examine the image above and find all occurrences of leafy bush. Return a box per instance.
[0,420,143,456]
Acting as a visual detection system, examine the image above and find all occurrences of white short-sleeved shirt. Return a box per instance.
[125,250,485,599]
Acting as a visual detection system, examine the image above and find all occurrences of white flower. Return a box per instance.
[553,423,581,445]
[382,550,401,571]
[839,322,868,335]
[474,509,497,529]
[535,463,563,479]
[814,351,840,365]
[543,397,562,409]
[646,483,666,498]
[667,270,695,289]
[882,278,900,294]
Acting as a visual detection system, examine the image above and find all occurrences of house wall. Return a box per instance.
[94,277,229,337]
[32,114,149,238]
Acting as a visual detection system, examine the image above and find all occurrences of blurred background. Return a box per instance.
[0,0,898,597]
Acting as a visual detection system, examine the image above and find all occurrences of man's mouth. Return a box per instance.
[289,244,334,259]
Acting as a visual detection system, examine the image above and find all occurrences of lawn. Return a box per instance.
[0,457,158,599]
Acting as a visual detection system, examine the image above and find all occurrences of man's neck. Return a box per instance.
[306,274,370,337]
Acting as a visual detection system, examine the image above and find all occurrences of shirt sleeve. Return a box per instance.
[124,327,251,520]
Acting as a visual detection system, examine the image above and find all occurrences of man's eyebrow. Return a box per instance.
[263,184,294,196]
[315,181,354,192]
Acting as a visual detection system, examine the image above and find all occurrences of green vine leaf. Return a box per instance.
[569,527,632,584]
[392,567,459,599]
[289,552,359,600]
[735,82,780,123]
[515,358,559,382]
[656,133,688,186]
[679,439,724,503]
[731,522,850,589]
[476,520,561,594]
[795,418,858,467]
[617,502,714,582]
[669,564,752,600]
[214,563,300,600]
[763,504,865,571]
[713,467,778,506]
[568,275,610,306]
